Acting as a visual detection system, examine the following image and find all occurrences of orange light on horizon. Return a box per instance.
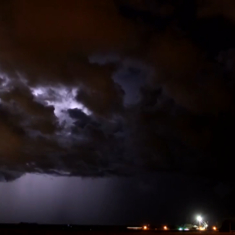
[199,227,205,231]
[213,226,217,231]
[143,226,148,230]
[164,226,168,230]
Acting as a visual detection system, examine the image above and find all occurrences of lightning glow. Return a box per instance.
[31,86,91,126]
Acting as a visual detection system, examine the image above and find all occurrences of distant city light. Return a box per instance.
[199,226,205,231]
[184,228,189,231]
[127,227,142,230]
[178,227,183,231]
[213,226,217,231]
[143,226,148,230]
[164,226,168,230]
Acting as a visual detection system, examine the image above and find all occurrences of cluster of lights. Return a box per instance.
[177,215,216,232]
[178,226,217,232]
[128,215,217,232]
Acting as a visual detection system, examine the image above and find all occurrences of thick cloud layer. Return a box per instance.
[0,0,235,181]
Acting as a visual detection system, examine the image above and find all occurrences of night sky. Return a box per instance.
[1,0,235,225]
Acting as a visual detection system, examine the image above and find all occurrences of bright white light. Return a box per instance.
[179,228,183,231]
[197,215,203,222]
[184,228,189,231]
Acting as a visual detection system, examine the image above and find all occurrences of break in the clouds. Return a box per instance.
[1,0,235,181]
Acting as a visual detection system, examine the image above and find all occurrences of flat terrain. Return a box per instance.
[0,230,226,235]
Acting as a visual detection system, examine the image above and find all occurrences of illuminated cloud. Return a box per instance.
[31,86,91,126]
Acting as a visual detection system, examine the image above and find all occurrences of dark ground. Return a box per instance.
[0,227,224,235]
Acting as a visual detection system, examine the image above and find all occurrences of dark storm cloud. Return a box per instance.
[0,0,235,180]
[146,32,232,114]
[1,85,58,134]
[0,170,24,182]
[68,109,91,129]
[197,0,235,20]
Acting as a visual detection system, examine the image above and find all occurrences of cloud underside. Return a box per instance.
[0,0,235,181]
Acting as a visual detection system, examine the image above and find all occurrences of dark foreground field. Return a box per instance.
[0,232,223,235]
[0,227,226,235]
